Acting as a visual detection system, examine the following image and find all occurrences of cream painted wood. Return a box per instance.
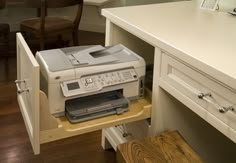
[16,33,40,154]
[105,19,113,46]
[101,129,113,149]
[149,47,163,135]
[102,1,236,162]
[151,86,236,163]
[161,52,236,142]
[102,127,129,150]
[102,1,236,90]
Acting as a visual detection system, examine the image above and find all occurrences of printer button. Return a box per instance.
[86,78,93,84]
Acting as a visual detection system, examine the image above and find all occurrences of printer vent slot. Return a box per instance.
[139,77,145,98]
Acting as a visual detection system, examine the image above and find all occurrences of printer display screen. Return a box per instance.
[67,82,80,90]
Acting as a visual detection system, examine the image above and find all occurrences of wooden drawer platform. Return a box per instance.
[117,131,202,163]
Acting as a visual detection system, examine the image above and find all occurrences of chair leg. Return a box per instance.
[72,30,79,46]
[4,56,9,81]
[40,36,45,50]
[3,25,10,81]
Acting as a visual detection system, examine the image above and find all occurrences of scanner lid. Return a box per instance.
[38,44,139,72]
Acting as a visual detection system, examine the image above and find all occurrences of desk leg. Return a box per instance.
[150,47,163,135]
[101,129,113,150]
[102,19,155,150]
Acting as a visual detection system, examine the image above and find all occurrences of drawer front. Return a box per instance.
[161,53,236,132]
[16,33,40,154]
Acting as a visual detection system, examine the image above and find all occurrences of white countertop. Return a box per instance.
[102,1,236,90]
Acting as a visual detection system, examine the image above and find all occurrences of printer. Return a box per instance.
[36,44,145,123]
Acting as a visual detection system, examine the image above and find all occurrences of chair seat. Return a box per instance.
[20,17,74,34]
[19,0,83,50]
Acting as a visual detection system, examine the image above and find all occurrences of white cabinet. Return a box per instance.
[102,1,236,162]
[160,52,236,142]
[16,33,40,154]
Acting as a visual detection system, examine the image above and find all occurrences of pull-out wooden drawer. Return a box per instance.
[160,53,236,142]
[40,94,151,144]
[16,33,152,154]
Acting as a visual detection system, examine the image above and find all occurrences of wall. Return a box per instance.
[122,0,183,6]
[80,0,185,32]
[0,0,184,32]
[1,0,236,33]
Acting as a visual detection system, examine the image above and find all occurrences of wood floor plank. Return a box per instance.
[117,131,202,163]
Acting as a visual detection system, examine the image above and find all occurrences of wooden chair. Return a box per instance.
[20,0,84,50]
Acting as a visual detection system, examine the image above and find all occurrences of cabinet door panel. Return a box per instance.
[16,33,40,154]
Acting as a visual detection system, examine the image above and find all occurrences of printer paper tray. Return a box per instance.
[40,93,151,144]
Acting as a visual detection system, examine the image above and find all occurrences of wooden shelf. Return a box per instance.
[59,97,151,131]
[40,96,152,144]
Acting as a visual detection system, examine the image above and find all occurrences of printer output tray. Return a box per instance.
[65,91,129,123]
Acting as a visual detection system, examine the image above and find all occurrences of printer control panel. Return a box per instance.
[61,68,138,97]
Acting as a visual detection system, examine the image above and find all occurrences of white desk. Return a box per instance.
[102,1,236,162]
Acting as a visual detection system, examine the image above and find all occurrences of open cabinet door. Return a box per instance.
[16,33,40,154]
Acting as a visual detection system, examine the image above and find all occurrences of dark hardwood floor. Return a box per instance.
[0,31,117,163]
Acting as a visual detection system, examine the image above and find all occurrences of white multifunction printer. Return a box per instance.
[36,44,146,123]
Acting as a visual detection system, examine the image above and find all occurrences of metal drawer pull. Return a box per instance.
[120,124,132,137]
[198,92,212,99]
[15,80,29,94]
[218,106,234,113]
[198,92,234,113]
